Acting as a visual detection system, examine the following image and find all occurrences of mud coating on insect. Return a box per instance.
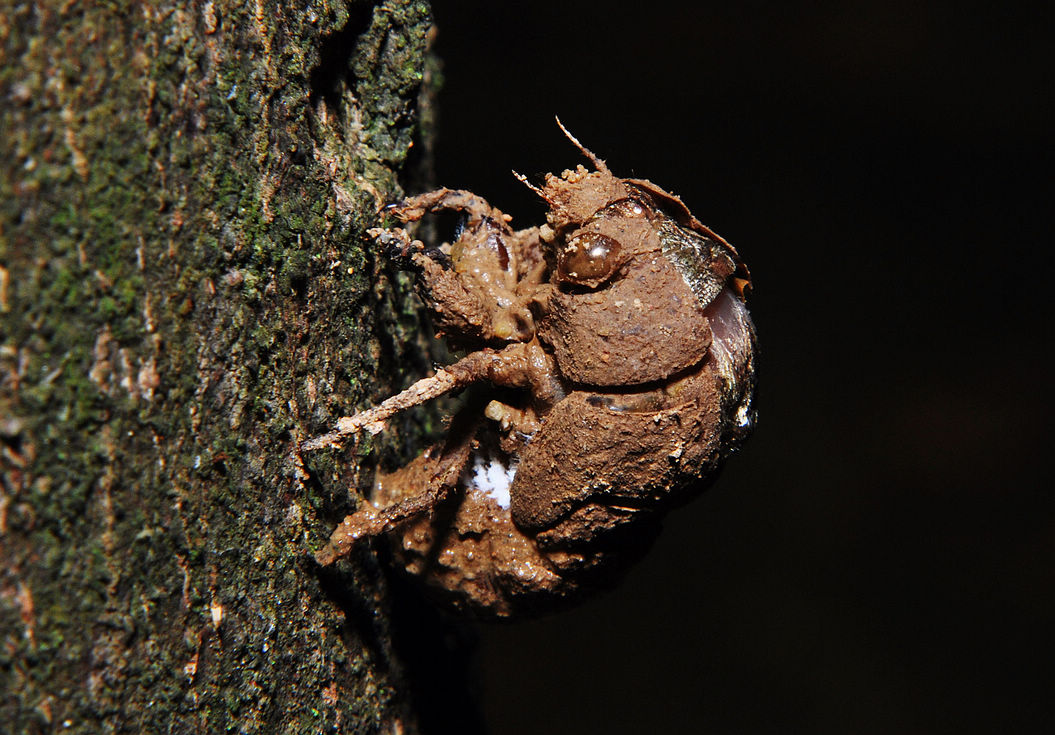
[302,120,757,618]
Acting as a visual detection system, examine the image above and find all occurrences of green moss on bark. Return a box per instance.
[1,1,438,732]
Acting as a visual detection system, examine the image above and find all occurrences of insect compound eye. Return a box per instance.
[599,197,650,219]
[584,197,652,226]
[555,232,622,288]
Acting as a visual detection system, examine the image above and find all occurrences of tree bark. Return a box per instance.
[1,1,441,731]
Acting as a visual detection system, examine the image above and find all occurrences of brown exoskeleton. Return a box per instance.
[303,122,756,618]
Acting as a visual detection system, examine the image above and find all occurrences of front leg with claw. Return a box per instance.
[373,189,543,346]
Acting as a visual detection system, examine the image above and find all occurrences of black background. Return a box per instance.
[422,2,1053,732]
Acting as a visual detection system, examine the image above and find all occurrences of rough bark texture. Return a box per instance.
[0,1,441,732]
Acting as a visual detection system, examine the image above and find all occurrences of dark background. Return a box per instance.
[423,2,1053,733]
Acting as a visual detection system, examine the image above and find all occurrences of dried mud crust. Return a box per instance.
[537,254,714,386]
[373,358,726,616]
[304,123,756,617]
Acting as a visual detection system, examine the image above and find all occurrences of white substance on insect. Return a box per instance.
[464,452,518,509]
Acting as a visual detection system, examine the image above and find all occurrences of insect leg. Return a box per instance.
[301,348,504,451]
[386,188,510,228]
[315,413,479,565]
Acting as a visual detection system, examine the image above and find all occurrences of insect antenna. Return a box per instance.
[512,170,545,198]
[555,116,610,174]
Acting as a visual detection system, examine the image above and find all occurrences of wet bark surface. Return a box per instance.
[0,1,445,731]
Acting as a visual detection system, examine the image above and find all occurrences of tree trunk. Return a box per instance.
[1,1,444,731]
